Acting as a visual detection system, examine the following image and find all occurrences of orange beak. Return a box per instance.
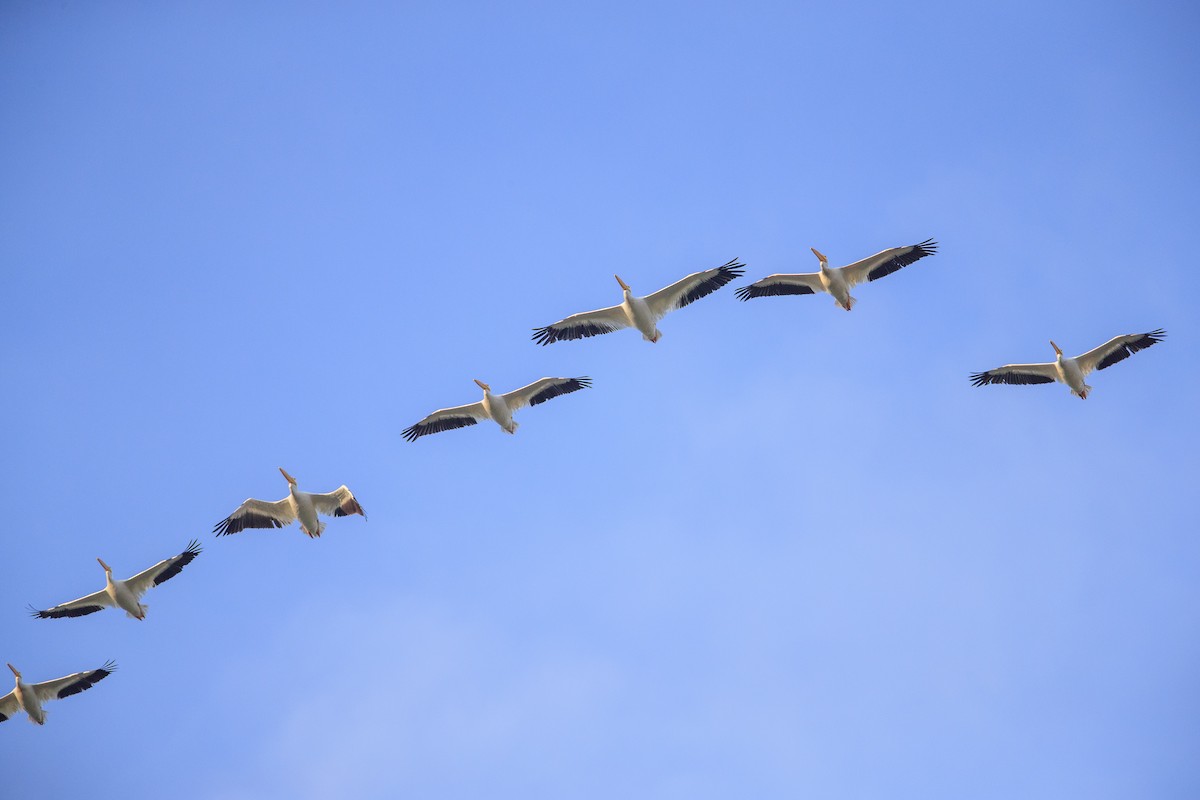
[1050,340,1063,356]
[7,663,19,678]
[279,467,297,485]
[97,558,111,573]
[474,379,490,392]
[810,247,827,263]
[614,275,630,291]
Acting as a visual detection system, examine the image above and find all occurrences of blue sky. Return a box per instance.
[2,2,1198,797]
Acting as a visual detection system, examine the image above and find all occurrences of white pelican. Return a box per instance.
[735,239,937,310]
[1,661,115,725]
[403,376,591,441]
[215,468,366,537]
[971,329,1166,398]
[532,259,745,344]
[30,540,202,621]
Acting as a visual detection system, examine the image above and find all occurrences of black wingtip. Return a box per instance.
[864,239,940,283]
[526,376,595,407]
[402,415,480,440]
[718,257,747,278]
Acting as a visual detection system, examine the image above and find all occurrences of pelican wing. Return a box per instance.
[1074,329,1166,377]
[214,496,296,537]
[970,362,1058,387]
[33,661,116,702]
[310,486,367,519]
[0,690,18,722]
[840,239,938,288]
[532,304,629,346]
[122,540,202,598]
[644,258,746,319]
[735,272,822,301]
[501,376,592,412]
[402,401,488,442]
[29,588,113,620]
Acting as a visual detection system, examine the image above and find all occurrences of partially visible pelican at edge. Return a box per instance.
[0,661,116,725]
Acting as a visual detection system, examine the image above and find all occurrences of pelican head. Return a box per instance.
[474,379,491,392]
[97,558,112,573]
[7,663,20,679]
[279,467,297,486]
[1050,340,1063,357]
[810,247,828,265]
[614,275,631,293]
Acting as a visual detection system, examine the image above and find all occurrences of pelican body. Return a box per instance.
[10,666,46,725]
[103,559,145,619]
[1052,341,1090,397]
[479,380,518,433]
[816,254,854,310]
[616,278,663,342]
[1,662,116,725]
[214,468,366,538]
[971,330,1166,398]
[403,376,592,441]
[289,479,321,537]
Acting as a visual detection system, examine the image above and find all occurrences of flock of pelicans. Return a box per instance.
[4,239,1167,725]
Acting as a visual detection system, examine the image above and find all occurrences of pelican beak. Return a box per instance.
[614,275,630,291]
[474,379,491,392]
[1050,340,1062,356]
[279,467,297,485]
[810,247,827,263]
[97,558,111,573]
[7,664,18,678]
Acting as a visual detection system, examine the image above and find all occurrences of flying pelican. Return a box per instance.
[403,376,592,441]
[970,330,1166,398]
[735,239,937,310]
[214,468,366,537]
[1,661,116,725]
[30,540,202,621]
[532,259,745,345]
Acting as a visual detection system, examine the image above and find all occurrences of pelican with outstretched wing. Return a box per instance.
[30,541,201,621]
[1,661,116,725]
[533,259,744,344]
[971,330,1166,399]
[736,239,937,310]
[215,469,366,538]
[403,376,591,441]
